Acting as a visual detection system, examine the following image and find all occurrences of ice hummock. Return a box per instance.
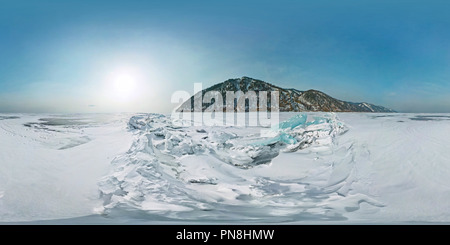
[98,113,353,220]
[253,113,345,148]
[272,113,307,130]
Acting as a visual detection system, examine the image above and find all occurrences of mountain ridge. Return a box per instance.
[177,76,395,113]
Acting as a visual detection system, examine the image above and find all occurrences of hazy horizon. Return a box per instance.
[1,0,450,113]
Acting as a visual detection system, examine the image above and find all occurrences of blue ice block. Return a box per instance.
[272,114,307,130]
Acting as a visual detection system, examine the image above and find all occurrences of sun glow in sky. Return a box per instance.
[95,64,158,112]
[109,69,139,101]
[113,76,135,99]
[1,0,450,113]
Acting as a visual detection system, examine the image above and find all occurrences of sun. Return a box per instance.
[111,71,137,100]
[103,66,145,104]
[114,74,135,94]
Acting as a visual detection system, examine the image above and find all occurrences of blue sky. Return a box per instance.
[1,0,450,113]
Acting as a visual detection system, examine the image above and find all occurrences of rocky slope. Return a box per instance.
[177,76,395,112]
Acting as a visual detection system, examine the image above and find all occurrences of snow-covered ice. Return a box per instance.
[1,112,450,224]
[0,114,134,222]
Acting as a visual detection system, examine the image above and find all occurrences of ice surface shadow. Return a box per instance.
[58,136,91,150]
[209,143,282,169]
[24,118,92,129]
[372,115,397,119]
[0,116,20,120]
[24,117,93,132]
[38,118,91,126]
[23,117,94,150]
[23,122,60,132]
[410,115,450,121]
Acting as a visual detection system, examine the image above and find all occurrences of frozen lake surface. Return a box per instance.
[1,112,450,224]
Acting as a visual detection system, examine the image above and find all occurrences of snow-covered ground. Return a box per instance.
[0,114,134,222]
[1,112,450,224]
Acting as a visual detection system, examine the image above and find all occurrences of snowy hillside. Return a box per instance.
[177,77,395,113]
